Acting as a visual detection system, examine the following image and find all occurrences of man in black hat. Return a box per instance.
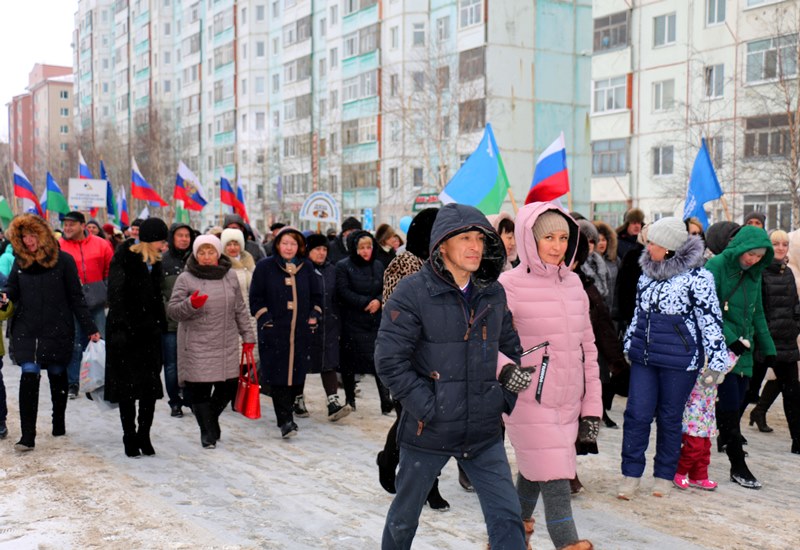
[60,211,115,398]
[328,216,363,265]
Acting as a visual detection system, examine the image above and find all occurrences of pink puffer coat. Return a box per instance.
[499,202,602,482]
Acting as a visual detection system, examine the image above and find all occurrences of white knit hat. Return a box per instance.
[193,234,222,258]
[220,228,245,252]
[647,217,688,251]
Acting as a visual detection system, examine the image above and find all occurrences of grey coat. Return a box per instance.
[167,255,255,384]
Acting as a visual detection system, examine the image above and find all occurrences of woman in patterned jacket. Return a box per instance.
[618,217,729,499]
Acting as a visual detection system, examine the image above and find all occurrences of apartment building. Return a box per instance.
[591,0,800,230]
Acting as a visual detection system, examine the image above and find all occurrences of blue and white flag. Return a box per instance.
[683,138,723,229]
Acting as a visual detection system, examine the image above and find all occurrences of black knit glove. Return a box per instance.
[578,416,601,444]
[728,338,750,356]
[498,364,532,393]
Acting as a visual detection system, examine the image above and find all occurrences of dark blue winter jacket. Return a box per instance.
[375,203,522,457]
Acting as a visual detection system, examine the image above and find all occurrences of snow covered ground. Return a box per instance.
[1,371,798,549]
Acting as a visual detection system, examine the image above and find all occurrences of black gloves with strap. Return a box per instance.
[498,364,532,393]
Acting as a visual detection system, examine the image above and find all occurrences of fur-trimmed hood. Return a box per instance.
[8,214,60,269]
[639,235,705,280]
[594,220,618,261]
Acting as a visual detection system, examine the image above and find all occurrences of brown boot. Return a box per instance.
[558,541,594,550]
[524,518,535,549]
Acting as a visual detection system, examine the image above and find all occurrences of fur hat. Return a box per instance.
[375,223,396,245]
[8,214,60,269]
[594,220,618,261]
[647,217,688,251]
[533,211,570,241]
[341,216,362,233]
[306,233,329,252]
[193,234,222,258]
[220,228,245,252]
[577,220,599,244]
[406,208,439,260]
[744,211,766,226]
[624,208,645,224]
[138,218,169,243]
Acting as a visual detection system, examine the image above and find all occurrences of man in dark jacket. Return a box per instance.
[223,213,265,262]
[615,207,644,261]
[375,203,529,549]
[327,216,362,265]
[160,222,197,417]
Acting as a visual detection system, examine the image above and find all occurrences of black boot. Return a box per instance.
[376,376,393,416]
[193,402,216,449]
[376,450,397,494]
[749,407,773,433]
[49,370,69,436]
[119,400,141,458]
[15,373,40,451]
[426,478,450,511]
[458,463,474,492]
[137,399,156,456]
[723,411,761,489]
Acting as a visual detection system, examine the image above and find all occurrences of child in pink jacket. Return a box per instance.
[499,203,601,550]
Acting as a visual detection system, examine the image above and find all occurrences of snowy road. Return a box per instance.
[1,372,798,549]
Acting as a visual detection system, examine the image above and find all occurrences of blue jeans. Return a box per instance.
[0,356,6,421]
[21,362,66,375]
[621,362,697,480]
[161,332,182,407]
[67,308,107,387]
[382,438,525,549]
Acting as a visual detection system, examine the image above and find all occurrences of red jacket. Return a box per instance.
[59,234,113,284]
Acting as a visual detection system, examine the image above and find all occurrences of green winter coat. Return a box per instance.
[0,302,15,357]
[705,226,776,376]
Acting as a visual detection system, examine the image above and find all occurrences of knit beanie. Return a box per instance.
[744,211,766,226]
[647,217,688,251]
[220,228,245,252]
[102,223,115,236]
[341,216,362,233]
[138,218,169,243]
[577,219,599,244]
[532,211,570,241]
[193,234,222,258]
[306,233,329,251]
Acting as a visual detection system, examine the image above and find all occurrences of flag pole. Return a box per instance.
[506,187,519,215]
[719,196,732,221]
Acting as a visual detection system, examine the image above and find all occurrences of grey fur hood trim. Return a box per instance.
[639,235,705,280]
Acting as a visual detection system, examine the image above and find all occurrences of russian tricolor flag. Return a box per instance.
[236,184,249,223]
[131,156,168,206]
[13,163,44,216]
[79,151,93,179]
[117,186,130,227]
[174,161,207,211]
[101,161,116,221]
[525,132,570,204]
[220,177,237,209]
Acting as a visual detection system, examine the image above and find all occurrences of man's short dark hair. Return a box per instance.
[131,218,144,227]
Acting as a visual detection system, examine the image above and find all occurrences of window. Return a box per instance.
[256,4,265,21]
[653,79,675,111]
[60,143,68,152]
[256,112,266,130]
[60,107,70,117]
[242,114,248,131]
[437,66,450,89]
[707,136,724,168]
[342,70,378,102]
[412,71,424,92]
[273,110,280,127]
[319,98,327,117]
[164,79,171,93]
[389,167,399,189]
[255,76,265,94]
[390,120,400,142]
[330,4,338,25]
[593,11,628,52]
[320,17,327,36]
[60,90,69,99]
[272,0,279,17]
[437,16,450,41]
[704,64,724,98]
[459,98,485,133]
[412,23,425,47]
[390,26,398,49]
[653,14,676,47]
[272,74,280,92]
[652,146,674,175]
[60,125,69,134]
[746,35,798,83]
[241,7,247,24]
[459,47,485,81]
[319,58,327,77]
[273,37,279,55]
[413,167,424,188]
[330,47,339,68]
[592,139,628,175]
[744,115,791,158]
[342,161,379,190]
[746,0,781,6]
[706,0,725,26]
[390,73,399,96]
[593,76,627,113]
[460,0,481,28]
[256,41,265,57]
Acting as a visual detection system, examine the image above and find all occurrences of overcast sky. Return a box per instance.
[1,1,77,142]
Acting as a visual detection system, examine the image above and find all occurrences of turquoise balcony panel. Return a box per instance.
[342,96,379,118]
[214,62,235,78]
[342,3,378,34]
[342,50,379,79]
[134,39,150,54]
[342,142,379,164]
[214,97,235,111]
[134,10,150,26]
[134,95,150,109]
[214,131,236,146]
[135,67,151,80]
[214,27,234,45]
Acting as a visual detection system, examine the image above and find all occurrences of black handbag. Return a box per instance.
[82,280,107,309]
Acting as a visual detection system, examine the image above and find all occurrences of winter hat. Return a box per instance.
[705,221,740,255]
[193,234,222,257]
[577,220,599,244]
[744,211,766,227]
[646,217,688,251]
[220,228,245,252]
[306,233,329,251]
[573,232,590,268]
[624,208,645,224]
[532,211,570,241]
[341,216,362,233]
[375,223,396,245]
[63,211,86,224]
[406,208,439,260]
[138,217,169,243]
[102,223,115,236]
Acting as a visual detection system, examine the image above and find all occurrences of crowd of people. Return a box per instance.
[0,200,798,550]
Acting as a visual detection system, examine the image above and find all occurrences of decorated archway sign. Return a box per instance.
[412,192,442,212]
[299,192,341,224]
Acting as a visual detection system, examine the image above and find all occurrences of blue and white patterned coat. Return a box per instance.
[624,236,729,374]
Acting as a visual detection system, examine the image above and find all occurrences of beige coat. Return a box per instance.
[228,251,259,363]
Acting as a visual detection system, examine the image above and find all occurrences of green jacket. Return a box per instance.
[705,226,776,376]
[0,302,14,356]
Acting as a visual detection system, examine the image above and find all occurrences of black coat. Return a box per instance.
[327,234,349,265]
[373,246,396,273]
[161,222,195,332]
[5,251,97,365]
[249,255,322,386]
[613,243,644,328]
[309,260,340,373]
[336,231,384,375]
[757,259,800,362]
[375,204,521,457]
[104,241,167,402]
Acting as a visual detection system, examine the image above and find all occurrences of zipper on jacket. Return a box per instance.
[673,324,690,351]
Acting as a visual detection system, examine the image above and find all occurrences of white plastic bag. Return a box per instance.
[79,340,106,393]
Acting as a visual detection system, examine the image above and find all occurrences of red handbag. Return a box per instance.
[234,349,261,419]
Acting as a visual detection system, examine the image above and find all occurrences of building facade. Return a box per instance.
[591,0,800,230]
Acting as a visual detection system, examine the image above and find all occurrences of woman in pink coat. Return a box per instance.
[499,202,601,549]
